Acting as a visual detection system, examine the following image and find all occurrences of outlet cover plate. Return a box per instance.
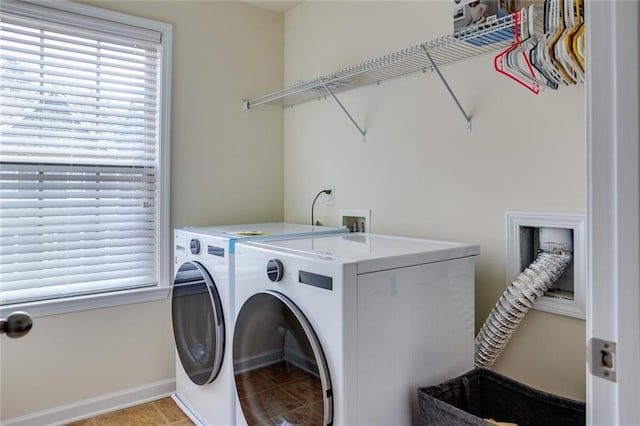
[324,185,335,206]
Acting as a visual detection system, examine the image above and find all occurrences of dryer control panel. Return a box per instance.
[190,238,201,254]
[266,259,284,282]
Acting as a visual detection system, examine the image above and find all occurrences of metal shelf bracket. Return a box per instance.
[422,46,472,131]
[320,80,367,143]
[243,12,532,133]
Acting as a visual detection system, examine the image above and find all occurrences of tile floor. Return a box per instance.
[66,361,325,425]
[235,361,324,425]
[66,397,194,426]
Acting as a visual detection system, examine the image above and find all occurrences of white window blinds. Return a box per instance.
[0,4,167,306]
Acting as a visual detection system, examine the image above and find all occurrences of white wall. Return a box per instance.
[283,1,586,400]
[0,1,284,421]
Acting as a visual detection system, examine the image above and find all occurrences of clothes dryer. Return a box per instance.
[171,223,347,426]
[233,233,480,426]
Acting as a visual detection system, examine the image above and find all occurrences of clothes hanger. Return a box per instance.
[494,9,540,94]
[570,0,585,78]
[573,23,585,69]
[554,0,576,80]
[529,1,561,89]
[504,6,549,90]
[555,0,583,82]
[523,4,559,89]
[567,0,585,77]
[533,0,569,86]
[547,0,576,84]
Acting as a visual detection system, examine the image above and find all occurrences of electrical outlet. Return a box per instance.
[324,185,335,206]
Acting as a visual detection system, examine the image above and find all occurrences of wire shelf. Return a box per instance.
[243,12,521,110]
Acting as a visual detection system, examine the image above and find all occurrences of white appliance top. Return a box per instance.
[182,222,345,238]
[240,233,480,274]
[178,223,347,252]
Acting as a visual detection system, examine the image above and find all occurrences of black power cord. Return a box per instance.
[311,189,332,226]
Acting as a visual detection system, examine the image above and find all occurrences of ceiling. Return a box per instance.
[242,1,302,13]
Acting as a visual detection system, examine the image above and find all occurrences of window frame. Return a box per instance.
[0,0,172,318]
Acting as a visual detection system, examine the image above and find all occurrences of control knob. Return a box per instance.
[266,259,284,282]
[190,238,201,255]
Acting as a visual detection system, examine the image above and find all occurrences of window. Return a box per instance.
[0,0,172,317]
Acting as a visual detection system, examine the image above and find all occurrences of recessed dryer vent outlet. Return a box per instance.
[506,212,586,319]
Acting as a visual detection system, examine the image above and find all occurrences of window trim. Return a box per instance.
[0,0,172,318]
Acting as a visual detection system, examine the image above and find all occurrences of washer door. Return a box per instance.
[233,291,332,425]
[172,261,225,385]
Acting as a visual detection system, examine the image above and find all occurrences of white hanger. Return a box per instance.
[504,7,549,90]
[529,2,558,89]
[538,0,571,86]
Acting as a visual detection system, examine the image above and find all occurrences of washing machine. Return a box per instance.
[232,233,480,426]
[171,223,348,426]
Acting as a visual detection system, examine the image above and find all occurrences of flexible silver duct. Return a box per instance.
[474,247,572,368]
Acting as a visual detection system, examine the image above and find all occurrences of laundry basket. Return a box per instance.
[417,368,585,426]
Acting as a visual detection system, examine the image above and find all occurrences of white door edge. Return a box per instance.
[586,1,640,424]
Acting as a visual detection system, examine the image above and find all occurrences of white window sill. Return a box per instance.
[0,286,170,318]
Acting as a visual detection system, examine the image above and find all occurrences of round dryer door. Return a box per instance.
[233,291,332,425]
[172,261,225,385]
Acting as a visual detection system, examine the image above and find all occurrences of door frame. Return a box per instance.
[586,0,640,424]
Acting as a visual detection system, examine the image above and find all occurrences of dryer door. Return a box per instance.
[172,261,225,385]
[233,291,332,426]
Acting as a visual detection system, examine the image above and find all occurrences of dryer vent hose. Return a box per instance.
[474,248,572,369]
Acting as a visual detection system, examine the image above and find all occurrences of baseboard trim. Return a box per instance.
[2,379,175,426]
